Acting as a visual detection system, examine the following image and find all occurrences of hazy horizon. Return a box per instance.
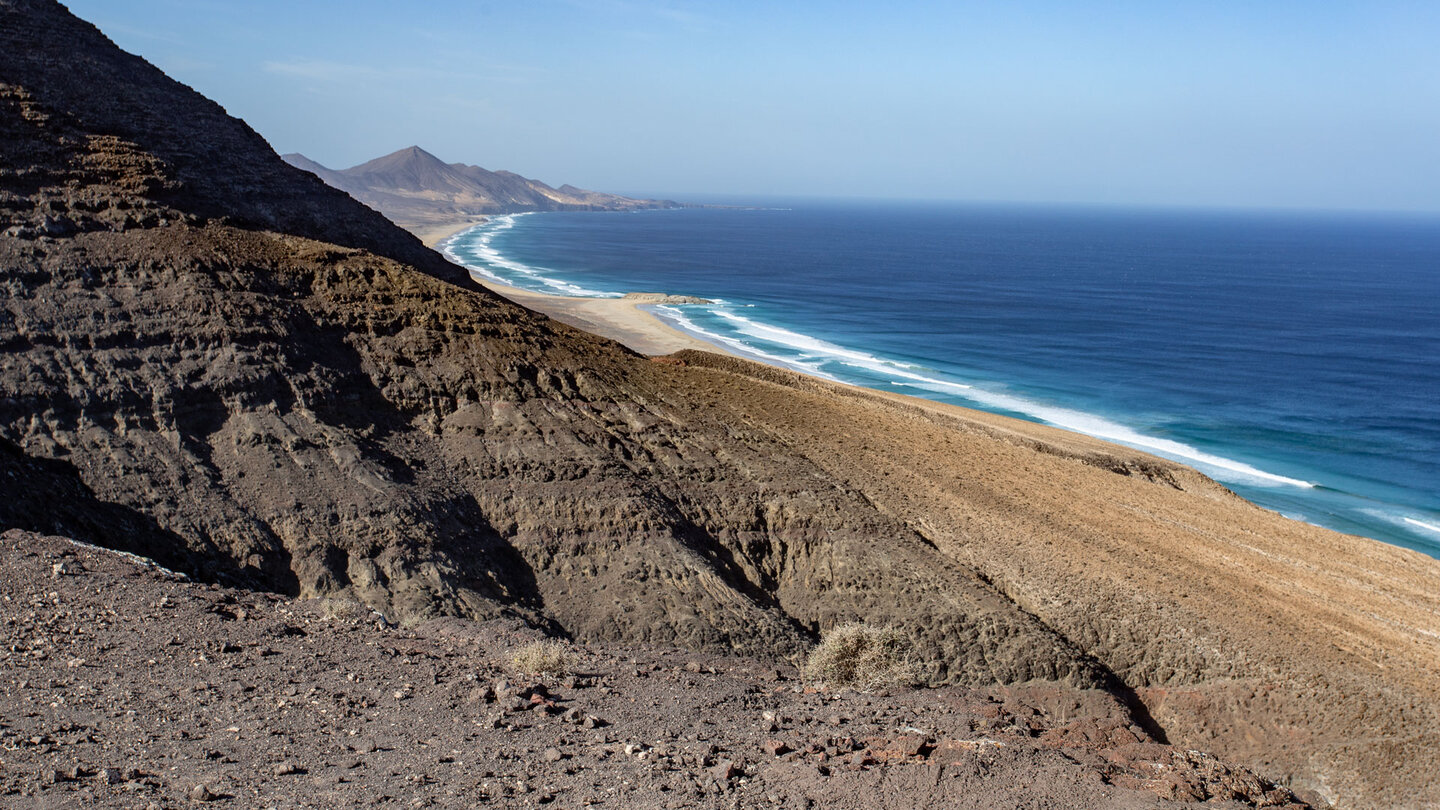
[66,1,1440,213]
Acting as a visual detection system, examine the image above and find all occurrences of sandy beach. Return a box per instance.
[421,220,724,356]
[413,217,490,249]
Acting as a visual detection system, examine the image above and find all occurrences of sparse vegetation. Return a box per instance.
[316,597,369,623]
[802,623,917,691]
[509,638,575,675]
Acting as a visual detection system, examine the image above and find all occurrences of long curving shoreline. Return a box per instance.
[425,211,1440,559]
[411,217,491,248]
[9,1,1437,802]
[424,220,731,356]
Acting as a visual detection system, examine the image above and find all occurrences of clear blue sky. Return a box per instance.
[65,0,1440,211]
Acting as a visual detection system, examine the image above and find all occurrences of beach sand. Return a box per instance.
[413,217,491,249]
[420,220,724,356]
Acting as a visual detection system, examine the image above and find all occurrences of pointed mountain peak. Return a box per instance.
[308,145,678,223]
[344,145,447,174]
[280,153,331,173]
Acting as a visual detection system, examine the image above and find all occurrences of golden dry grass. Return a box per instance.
[509,639,574,675]
[802,623,917,691]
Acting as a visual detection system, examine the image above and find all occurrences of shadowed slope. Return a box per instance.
[0,0,1110,684]
[0,3,449,274]
[1,2,1437,807]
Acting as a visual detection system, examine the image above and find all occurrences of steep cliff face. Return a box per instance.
[2,2,1437,807]
[0,0,1106,688]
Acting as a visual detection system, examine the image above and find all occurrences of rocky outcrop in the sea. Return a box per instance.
[622,292,714,304]
[2,1,1437,807]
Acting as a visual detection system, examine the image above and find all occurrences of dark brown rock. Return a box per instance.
[0,3,1435,808]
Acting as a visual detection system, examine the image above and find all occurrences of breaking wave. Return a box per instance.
[443,214,1317,491]
[689,308,1314,489]
[441,215,622,298]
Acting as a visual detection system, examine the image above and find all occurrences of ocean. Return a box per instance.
[442,201,1440,558]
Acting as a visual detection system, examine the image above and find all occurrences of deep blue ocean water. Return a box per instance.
[443,201,1440,558]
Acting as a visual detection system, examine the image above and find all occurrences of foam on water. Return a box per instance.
[1360,509,1440,546]
[442,215,622,298]
[710,310,957,384]
[1405,517,1440,536]
[696,307,1314,489]
[650,306,836,379]
[895,382,1314,488]
[447,212,1323,492]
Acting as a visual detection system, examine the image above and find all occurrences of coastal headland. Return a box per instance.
[2,2,1438,808]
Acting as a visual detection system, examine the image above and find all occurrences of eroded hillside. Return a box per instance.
[2,1,1437,807]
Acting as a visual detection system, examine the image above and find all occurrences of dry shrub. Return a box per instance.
[509,639,574,675]
[316,597,368,623]
[802,623,917,691]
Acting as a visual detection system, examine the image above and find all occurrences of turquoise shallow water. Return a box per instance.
[443,201,1440,558]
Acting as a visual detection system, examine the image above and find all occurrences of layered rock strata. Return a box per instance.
[2,2,1437,806]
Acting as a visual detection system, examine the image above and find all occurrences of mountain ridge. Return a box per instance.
[2,1,1438,807]
[282,146,678,238]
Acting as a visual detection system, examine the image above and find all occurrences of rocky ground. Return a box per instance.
[3,3,1438,807]
[1,530,1314,809]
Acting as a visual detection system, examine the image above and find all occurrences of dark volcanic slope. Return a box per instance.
[0,7,446,275]
[2,2,1438,808]
[282,146,676,233]
[3,531,1312,810]
[0,0,1115,686]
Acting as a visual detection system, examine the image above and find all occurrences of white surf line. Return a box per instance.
[449,222,1316,492]
[711,310,947,381]
[441,214,621,299]
[898,380,1315,489]
[651,305,839,380]
[705,308,1313,489]
[1403,517,1440,536]
[1362,509,1440,542]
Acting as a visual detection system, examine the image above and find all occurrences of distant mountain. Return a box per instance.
[277,152,345,186]
[7,2,1440,806]
[282,146,677,233]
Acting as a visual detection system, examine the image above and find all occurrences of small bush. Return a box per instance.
[802,623,916,691]
[316,597,368,623]
[509,639,574,675]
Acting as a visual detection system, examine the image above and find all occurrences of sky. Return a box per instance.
[64,0,1440,211]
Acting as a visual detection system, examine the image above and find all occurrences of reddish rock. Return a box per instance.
[763,739,791,757]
